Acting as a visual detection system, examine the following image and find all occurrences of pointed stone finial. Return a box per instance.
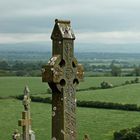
[23,85,31,111]
[24,85,30,95]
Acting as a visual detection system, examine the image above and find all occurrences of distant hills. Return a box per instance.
[1,50,140,62]
[0,42,140,53]
[0,42,140,61]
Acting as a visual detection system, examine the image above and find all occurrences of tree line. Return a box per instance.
[0,60,140,76]
[0,60,45,76]
[83,61,140,77]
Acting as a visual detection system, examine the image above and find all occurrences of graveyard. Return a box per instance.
[1,20,140,140]
[1,0,140,139]
[1,76,140,139]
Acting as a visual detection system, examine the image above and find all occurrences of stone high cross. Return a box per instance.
[18,111,31,140]
[42,19,84,140]
[18,86,35,140]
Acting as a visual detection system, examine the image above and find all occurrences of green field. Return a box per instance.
[77,83,140,105]
[0,77,48,97]
[79,77,137,89]
[1,99,140,140]
[0,76,137,97]
[1,76,140,140]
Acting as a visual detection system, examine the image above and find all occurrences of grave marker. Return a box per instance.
[42,19,84,140]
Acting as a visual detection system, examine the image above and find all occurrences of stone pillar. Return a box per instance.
[42,19,84,140]
[18,111,31,140]
[18,86,35,140]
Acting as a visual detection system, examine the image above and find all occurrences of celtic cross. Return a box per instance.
[42,19,84,140]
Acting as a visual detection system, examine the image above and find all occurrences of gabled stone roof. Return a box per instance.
[51,19,75,40]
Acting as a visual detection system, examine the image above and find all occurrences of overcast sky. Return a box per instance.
[0,0,140,52]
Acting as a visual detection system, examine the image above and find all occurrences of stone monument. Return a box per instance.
[18,86,35,140]
[42,19,84,140]
[12,129,20,140]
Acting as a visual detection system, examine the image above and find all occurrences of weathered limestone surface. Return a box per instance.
[42,19,84,140]
[18,86,35,140]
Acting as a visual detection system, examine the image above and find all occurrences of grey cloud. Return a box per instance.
[1,11,140,33]
[1,0,140,52]
[0,0,140,33]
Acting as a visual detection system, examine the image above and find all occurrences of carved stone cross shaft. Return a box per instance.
[42,19,84,140]
[18,86,35,140]
[19,111,31,140]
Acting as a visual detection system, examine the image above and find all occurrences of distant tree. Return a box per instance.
[133,66,140,76]
[0,60,10,70]
[83,63,91,71]
[134,77,139,83]
[12,61,25,70]
[16,70,26,76]
[110,62,121,76]
[100,81,113,89]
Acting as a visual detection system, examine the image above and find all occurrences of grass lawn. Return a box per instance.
[77,83,140,105]
[0,76,138,97]
[1,76,140,105]
[0,77,48,97]
[1,99,140,140]
[1,77,140,140]
[0,99,51,140]
[79,76,138,89]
